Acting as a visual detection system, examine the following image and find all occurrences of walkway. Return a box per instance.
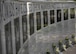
[18,19,75,54]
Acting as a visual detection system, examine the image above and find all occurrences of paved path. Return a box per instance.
[18,19,75,54]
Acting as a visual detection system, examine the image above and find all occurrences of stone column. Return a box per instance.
[54,9,57,23]
[1,2,6,54]
[27,2,30,39]
[1,20,6,54]
[19,2,23,47]
[61,8,64,21]
[19,16,23,47]
[48,10,50,25]
[75,8,76,20]
[68,8,70,20]
[34,12,37,32]
[61,8,64,37]
[27,2,31,54]
[41,11,44,28]
[11,18,16,54]
[75,8,76,35]
[68,8,73,36]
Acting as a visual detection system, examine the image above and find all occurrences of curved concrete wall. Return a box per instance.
[0,1,76,54]
[18,2,76,54]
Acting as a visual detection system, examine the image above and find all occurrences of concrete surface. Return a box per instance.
[18,19,75,54]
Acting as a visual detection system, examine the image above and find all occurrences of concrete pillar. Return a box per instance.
[68,8,70,20]
[11,2,16,54]
[27,2,31,54]
[61,8,64,21]
[61,8,65,37]
[19,16,23,47]
[54,9,57,23]
[75,8,76,20]
[34,12,37,32]
[27,2,30,39]
[11,19,16,54]
[1,2,6,54]
[1,21,6,54]
[75,8,76,21]
[41,11,44,28]
[68,8,71,34]
[48,10,50,25]
[75,8,76,35]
